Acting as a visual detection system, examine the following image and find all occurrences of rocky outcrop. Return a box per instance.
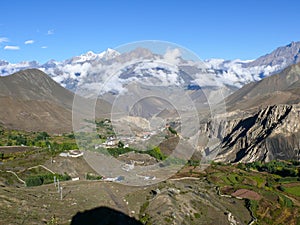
[202,104,300,163]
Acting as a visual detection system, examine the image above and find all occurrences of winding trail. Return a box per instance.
[1,164,55,186]
[27,165,55,174]
[5,170,26,185]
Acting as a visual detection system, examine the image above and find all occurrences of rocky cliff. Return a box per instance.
[198,62,300,163]
[203,104,300,163]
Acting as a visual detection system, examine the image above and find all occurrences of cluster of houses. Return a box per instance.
[59,150,83,158]
[94,133,156,150]
[95,136,129,149]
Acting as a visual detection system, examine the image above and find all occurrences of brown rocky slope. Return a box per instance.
[201,62,300,163]
[0,69,111,133]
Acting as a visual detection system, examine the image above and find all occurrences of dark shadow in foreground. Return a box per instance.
[70,206,143,225]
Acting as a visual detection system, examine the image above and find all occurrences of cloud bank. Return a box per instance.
[24,40,34,44]
[0,37,9,43]
[164,48,181,64]
[4,45,20,50]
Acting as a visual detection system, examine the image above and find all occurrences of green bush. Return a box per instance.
[107,147,133,157]
[278,185,285,192]
[35,132,50,141]
[194,213,201,219]
[146,146,166,160]
[246,160,299,178]
[118,141,125,148]
[25,173,71,187]
[86,173,102,180]
[26,176,43,187]
[168,126,177,135]
[15,135,27,145]
[188,160,200,167]
[49,142,78,152]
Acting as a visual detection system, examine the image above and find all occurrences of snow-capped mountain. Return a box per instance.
[0,60,39,76]
[205,41,300,87]
[64,48,121,64]
[1,41,300,96]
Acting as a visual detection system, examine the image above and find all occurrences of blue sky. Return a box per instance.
[0,0,300,63]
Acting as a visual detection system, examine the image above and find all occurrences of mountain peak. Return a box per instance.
[83,50,97,57]
[70,51,98,63]
[3,69,62,88]
[117,47,154,62]
[98,48,120,60]
[286,41,300,48]
[247,41,300,68]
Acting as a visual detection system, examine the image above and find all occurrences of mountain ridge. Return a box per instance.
[0,69,111,133]
[0,69,74,133]
[1,41,300,96]
[225,62,300,111]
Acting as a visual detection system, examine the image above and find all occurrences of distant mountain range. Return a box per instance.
[1,41,300,96]
[1,41,300,163]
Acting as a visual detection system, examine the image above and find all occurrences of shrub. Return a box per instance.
[35,132,50,141]
[194,213,201,219]
[86,173,102,180]
[25,173,71,187]
[26,176,43,187]
[168,126,177,135]
[118,141,125,148]
[278,185,285,192]
[147,147,166,160]
[188,160,200,167]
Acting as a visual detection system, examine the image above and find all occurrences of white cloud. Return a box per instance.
[0,37,9,43]
[41,46,48,49]
[4,45,20,50]
[24,39,34,44]
[47,29,54,35]
[164,48,181,64]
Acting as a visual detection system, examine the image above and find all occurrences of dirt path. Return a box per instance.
[169,176,200,181]
[104,185,129,214]
[6,170,26,185]
[27,165,55,174]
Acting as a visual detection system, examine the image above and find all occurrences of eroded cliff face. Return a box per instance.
[201,104,300,163]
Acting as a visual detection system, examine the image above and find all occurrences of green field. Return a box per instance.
[284,185,300,197]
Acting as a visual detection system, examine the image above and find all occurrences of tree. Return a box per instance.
[118,141,124,148]
[168,126,177,135]
[149,146,166,160]
[16,135,27,145]
[35,132,50,141]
